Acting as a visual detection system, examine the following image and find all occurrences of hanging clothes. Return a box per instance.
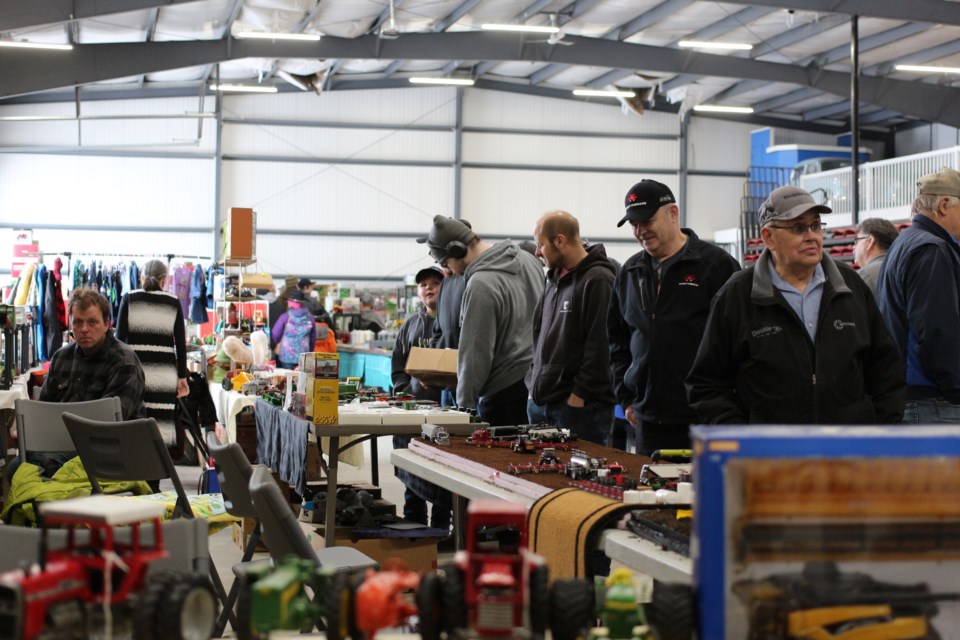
[34,263,47,362]
[171,264,192,319]
[189,262,209,324]
[205,264,218,309]
[44,258,67,356]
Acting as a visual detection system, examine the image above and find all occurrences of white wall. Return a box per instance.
[896,123,960,157]
[0,87,753,282]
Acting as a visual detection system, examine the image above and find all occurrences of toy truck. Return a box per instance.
[416,499,594,640]
[0,495,216,640]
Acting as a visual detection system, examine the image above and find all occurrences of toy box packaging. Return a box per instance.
[692,425,960,640]
[298,352,339,425]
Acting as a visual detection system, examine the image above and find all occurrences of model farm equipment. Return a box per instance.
[0,495,216,640]
[416,499,594,640]
[733,561,960,639]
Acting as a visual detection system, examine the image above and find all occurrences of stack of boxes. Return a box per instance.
[298,352,340,425]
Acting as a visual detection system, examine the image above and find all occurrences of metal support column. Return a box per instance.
[851,15,861,223]
[213,66,224,263]
[453,87,464,219]
[679,110,690,227]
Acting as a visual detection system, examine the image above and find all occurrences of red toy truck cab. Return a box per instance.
[0,495,215,640]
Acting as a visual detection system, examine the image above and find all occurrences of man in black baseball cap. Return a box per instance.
[608,178,740,455]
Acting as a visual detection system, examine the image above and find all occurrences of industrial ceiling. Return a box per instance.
[2,0,960,133]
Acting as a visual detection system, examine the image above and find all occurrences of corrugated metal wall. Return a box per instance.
[0,87,755,281]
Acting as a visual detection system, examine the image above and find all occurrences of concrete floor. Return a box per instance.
[168,436,410,639]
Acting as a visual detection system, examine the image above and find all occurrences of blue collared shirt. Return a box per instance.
[768,260,825,341]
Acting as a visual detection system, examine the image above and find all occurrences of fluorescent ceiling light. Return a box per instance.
[0,40,73,51]
[573,89,636,98]
[678,40,752,51]
[235,31,321,41]
[481,23,560,34]
[693,104,754,114]
[209,84,278,93]
[895,64,960,74]
[277,70,310,91]
[409,77,475,86]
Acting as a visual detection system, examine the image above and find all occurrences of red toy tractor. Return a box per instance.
[0,495,216,640]
[417,499,594,640]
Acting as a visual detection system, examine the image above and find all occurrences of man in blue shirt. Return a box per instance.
[687,186,904,424]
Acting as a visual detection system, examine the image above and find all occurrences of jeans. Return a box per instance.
[441,388,456,408]
[476,379,529,427]
[526,398,614,446]
[402,487,452,530]
[636,420,692,457]
[903,399,960,425]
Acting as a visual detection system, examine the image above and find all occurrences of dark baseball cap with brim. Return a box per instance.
[416,215,477,262]
[415,265,445,284]
[618,179,677,227]
[759,185,832,226]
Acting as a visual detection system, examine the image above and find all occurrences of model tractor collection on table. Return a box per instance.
[0,496,216,640]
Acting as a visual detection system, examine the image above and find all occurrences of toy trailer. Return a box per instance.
[0,495,216,640]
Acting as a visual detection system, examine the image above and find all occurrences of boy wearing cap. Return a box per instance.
[877,167,960,423]
[391,265,452,530]
[608,179,739,454]
[417,215,544,425]
[687,185,904,424]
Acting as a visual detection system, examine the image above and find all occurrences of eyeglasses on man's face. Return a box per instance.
[768,221,826,236]
[854,235,870,243]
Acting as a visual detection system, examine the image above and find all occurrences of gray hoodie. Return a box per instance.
[456,240,545,409]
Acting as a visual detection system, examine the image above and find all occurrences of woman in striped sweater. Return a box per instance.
[116,259,188,448]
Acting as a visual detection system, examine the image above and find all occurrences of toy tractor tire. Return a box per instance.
[439,563,467,634]
[548,579,595,640]
[156,573,217,640]
[133,571,182,640]
[39,599,86,640]
[416,571,444,640]
[234,571,264,640]
[528,564,550,636]
[326,570,363,640]
[645,582,694,640]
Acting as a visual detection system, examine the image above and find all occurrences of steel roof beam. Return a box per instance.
[587,5,775,88]
[3,32,960,127]
[530,0,693,85]
[383,0,480,78]
[0,0,206,32]
[713,0,960,27]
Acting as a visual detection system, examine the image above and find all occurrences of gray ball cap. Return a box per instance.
[759,185,832,226]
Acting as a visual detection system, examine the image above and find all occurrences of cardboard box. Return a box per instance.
[299,352,339,425]
[232,516,267,553]
[405,347,458,388]
[299,521,439,574]
[239,273,274,290]
[222,207,255,260]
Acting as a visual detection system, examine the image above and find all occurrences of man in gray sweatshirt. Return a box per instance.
[417,215,544,425]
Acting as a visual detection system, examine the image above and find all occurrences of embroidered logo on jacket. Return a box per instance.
[678,274,699,287]
[833,319,857,331]
[752,325,783,339]
[560,300,572,313]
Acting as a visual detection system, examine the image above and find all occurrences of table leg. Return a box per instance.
[453,494,468,551]
[324,435,340,548]
[369,437,379,486]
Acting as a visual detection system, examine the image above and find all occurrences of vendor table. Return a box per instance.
[390,445,693,585]
[254,400,473,548]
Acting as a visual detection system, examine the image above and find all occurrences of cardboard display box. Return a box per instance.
[232,516,267,553]
[405,347,458,388]
[239,273,274,290]
[222,207,255,260]
[299,521,439,574]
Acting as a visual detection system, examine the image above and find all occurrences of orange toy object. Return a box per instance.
[353,560,421,639]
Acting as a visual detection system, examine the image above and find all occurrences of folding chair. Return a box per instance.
[15,397,122,465]
[61,413,193,519]
[248,465,378,572]
[206,432,263,636]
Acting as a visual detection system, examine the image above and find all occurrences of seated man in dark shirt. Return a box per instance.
[10,289,146,479]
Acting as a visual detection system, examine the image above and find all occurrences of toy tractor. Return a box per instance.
[0,495,216,640]
[590,569,651,640]
[733,561,960,640]
[416,499,594,640]
[325,559,421,640]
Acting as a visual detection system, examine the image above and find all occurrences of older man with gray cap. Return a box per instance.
[608,179,739,454]
[877,167,960,424]
[687,185,904,424]
[417,215,543,425]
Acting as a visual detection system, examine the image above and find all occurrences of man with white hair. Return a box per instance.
[877,167,960,423]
